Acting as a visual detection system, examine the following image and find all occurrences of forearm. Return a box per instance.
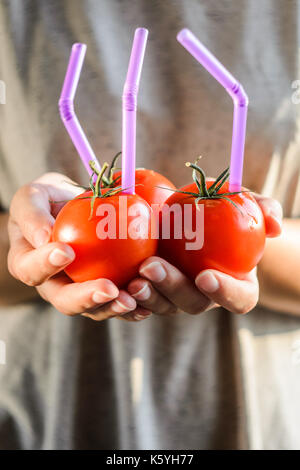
[0,212,38,305]
[258,218,300,315]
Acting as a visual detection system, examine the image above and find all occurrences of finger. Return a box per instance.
[195,268,259,315]
[254,194,283,238]
[9,173,83,249]
[8,220,75,286]
[81,290,137,321]
[127,278,178,315]
[10,183,54,248]
[37,274,121,316]
[139,256,212,314]
[34,172,84,217]
[117,307,153,322]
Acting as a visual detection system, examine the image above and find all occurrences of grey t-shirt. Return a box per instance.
[0,0,300,450]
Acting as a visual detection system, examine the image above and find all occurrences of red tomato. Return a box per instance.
[112,168,176,208]
[52,190,157,287]
[159,180,266,280]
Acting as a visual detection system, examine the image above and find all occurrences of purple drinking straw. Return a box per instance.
[59,43,101,178]
[122,28,148,194]
[177,29,248,192]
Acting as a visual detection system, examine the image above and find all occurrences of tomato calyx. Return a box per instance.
[86,160,124,219]
[55,160,124,221]
[162,160,247,212]
[100,151,122,188]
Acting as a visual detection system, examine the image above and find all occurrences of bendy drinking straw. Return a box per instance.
[122,28,148,194]
[59,43,101,177]
[177,29,248,192]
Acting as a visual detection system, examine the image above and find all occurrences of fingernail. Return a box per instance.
[49,247,74,266]
[196,271,219,293]
[92,282,119,303]
[92,289,118,304]
[134,308,152,321]
[134,313,151,321]
[131,283,151,301]
[140,261,166,283]
[112,298,136,314]
[34,229,50,248]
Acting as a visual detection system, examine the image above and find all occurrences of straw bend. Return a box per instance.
[122,28,148,111]
[177,28,248,191]
[59,98,75,122]
[59,43,100,177]
[229,82,248,107]
[123,84,138,111]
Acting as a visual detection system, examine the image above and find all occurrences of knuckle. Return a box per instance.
[13,260,41,287]
[19,273,40,287]
[10,183,47,228]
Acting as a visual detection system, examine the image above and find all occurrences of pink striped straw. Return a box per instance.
[59,43,101,177]
[177,29,248,192]
[122,28,148,194]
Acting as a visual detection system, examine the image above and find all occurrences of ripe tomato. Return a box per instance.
[52,190,157,287]
[159,177,266,280]
[112,168,176,208]
[101,154,176,208]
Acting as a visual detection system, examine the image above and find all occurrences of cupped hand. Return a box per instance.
[7,172,143,321]
[126,194,283,320]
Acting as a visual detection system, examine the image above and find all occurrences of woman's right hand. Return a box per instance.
[7,172,149,321]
